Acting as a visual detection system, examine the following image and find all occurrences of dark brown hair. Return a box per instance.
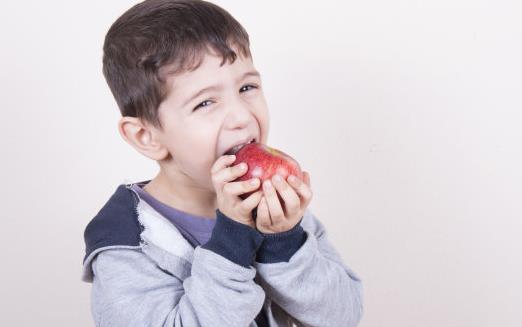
[102,0,251,130]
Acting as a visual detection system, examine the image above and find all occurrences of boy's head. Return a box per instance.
[103,0,269,193]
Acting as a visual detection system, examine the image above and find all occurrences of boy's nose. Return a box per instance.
[225,102,254,129]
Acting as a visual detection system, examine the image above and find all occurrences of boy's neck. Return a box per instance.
[142,168,218,219]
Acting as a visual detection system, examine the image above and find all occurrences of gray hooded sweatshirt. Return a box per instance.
[82,182,364,326]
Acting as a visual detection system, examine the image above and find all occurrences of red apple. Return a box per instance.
[231,142,303,199]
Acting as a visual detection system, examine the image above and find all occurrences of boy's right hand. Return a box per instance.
[211,155,263,228]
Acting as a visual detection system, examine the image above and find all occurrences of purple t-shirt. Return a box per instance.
[131,181,216,248]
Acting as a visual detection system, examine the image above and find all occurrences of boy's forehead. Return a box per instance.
[178,51,254,84]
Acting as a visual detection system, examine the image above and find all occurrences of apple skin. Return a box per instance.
[232,142,303,199]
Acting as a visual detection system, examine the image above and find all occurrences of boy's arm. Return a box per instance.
[254,210,364,327]
[90,211,265,327]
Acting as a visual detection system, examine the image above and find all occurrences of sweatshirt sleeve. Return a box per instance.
[201,209,264,268]
[253,210,364,327]
[90,212,266,327]
[256,216,308,264]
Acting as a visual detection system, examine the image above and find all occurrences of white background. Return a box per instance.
[1,0,521,326]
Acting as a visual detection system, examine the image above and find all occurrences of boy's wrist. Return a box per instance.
[201,209,264,268]
[255,218,307,264]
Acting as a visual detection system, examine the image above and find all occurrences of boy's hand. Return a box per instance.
[211,155,263,229]
[256,172,313,234]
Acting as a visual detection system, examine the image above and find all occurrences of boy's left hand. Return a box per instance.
[255,172,313,234]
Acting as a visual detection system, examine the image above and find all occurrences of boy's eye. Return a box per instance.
[192,84,259,112]
[240,84,258,93]
[193,100,213,111]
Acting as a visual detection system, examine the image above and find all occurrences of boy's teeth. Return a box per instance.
[225,141,250,156]
[230,144,245,154]
[223,138,255,156]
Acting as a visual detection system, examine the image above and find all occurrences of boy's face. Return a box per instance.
[153,48,269,192]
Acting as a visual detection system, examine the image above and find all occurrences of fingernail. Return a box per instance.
[239,163,246,169]
[288,175,297,183]
[250,178,258,185]
[229,155,236,160]
[273,174,282,183]
[264,180,272,189]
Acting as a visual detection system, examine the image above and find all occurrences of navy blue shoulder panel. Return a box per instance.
[83,184,142,263]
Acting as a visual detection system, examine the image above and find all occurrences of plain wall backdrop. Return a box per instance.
[1,0,521,326]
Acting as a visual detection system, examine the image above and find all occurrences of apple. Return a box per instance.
[231,142,303,200]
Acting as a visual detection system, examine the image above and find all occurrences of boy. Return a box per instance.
[82,0,363,326]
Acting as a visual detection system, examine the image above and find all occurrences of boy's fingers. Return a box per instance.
[262,180,285,224]
[240,190,263,213]
[211,155,236,174]
[223,178,260,196]
[256,196,271,227]
[288,173,313,207]
[303,171,311,188]
[212,162,248,187]
[271,175,300,215]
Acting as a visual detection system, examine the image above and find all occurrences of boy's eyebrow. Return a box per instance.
[240,70,261,80]
[181,70,261,108]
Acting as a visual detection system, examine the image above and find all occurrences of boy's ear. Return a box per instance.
[118,116,169,161]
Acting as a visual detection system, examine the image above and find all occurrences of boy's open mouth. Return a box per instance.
[223,138,256,156]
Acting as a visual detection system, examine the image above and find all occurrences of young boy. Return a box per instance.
[81,0,363,326]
